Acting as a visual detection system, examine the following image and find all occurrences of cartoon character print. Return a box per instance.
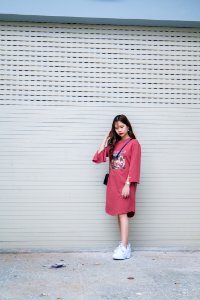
[110,150,126,169]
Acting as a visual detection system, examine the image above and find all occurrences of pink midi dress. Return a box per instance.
[92,137,141,218]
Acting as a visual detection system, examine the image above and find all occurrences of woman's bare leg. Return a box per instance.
[118,213,129,247]
[117,215,120,230]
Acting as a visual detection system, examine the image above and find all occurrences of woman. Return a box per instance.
[92,114,141,260]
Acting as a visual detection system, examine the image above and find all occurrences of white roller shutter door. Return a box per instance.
[0,21,200,250]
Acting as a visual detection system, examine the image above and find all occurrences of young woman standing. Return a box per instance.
[92,114,141,260]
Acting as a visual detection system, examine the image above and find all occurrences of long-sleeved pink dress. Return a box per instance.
[92,137,141,218]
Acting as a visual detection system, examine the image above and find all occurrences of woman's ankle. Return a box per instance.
[122,242,128,248]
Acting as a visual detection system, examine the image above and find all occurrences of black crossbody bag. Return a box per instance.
[103,138,132,185]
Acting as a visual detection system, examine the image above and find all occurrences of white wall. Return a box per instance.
[0,21,200,250]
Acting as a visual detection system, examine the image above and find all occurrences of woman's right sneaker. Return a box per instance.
[112,242,131,260]
[113,241,131,259]
[114,241,131,252]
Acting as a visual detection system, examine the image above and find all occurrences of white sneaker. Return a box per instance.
[114,241,131,253]
[113,241,123,253]
[112,242,131,260]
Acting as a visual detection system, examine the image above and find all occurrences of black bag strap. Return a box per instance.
[115,138,132,158]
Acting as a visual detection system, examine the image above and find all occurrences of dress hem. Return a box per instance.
[105,209,135,218]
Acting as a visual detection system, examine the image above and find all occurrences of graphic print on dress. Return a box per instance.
[110,150,126,169]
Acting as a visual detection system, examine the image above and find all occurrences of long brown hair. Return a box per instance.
[107,114,136,159]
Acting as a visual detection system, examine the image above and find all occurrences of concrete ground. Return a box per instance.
[0,250,199,300]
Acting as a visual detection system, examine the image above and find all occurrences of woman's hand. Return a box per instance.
[121,184,130,198]
[105,130,111,139]
[98,130,112,153]
[104,130,112,145]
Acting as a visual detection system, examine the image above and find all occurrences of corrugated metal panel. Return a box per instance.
[0,21,200,250]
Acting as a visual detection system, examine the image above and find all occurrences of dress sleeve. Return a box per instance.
[92,145,110,164]
[128,140,141,184]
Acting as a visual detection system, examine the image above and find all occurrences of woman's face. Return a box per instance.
[114,121,129,138]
